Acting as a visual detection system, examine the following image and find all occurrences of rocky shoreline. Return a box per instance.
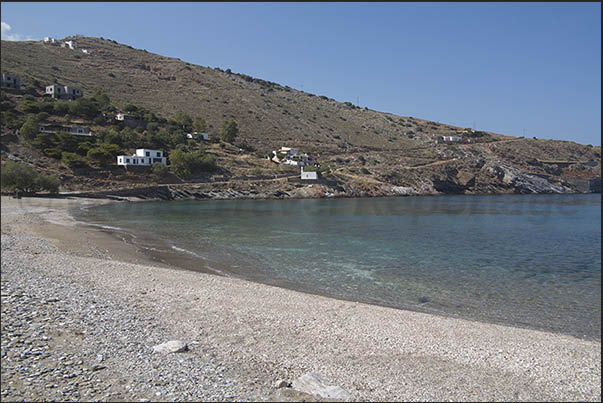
[1,196,601,402]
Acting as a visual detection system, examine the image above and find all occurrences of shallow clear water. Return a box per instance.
[73,194,601,339]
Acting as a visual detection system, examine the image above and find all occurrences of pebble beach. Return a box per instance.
[1,195,600,402]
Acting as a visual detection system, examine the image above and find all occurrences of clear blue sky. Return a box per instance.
[2,2,601,145]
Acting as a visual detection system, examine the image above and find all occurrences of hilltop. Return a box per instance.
[1,35,600,198]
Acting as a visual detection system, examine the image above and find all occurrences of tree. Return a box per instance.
[86,143,123,166]
[68,98,100,120]
[169,148,192,177]
[18,100,40,114]
[56,131,80,153]
[53,101,69,116]
[19,115,40,142]
[61,152,88,168]
[193,116,206,132]
[35,173,60,193]
[1,161,60,194]
[220,120,238,143]
[175,111,193,131]
[152,162,169,178]
[92,89,111,110]
[168,149,217,177]
[86,148,113,166]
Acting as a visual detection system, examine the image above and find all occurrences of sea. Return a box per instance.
[72,193,601,340]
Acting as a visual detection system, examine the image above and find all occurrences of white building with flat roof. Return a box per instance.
[62,40,77,49]
[301,166,318,180]
[45,84,82,100]
[117,149,167,166]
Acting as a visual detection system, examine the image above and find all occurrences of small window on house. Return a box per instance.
[146,152,150,157]
[156,152,161,157]
[126,158,130,163]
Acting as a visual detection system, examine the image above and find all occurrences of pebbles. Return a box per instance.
[1,196,601,402]
[0,232,265,402]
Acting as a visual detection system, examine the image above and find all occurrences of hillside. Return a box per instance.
[1,35,601,197]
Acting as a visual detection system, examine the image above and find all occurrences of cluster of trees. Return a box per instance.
[1,160,60,194]
[2,88,245,179]
[168,148,217,177]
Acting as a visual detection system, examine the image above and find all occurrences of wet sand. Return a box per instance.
[1,195,601,401]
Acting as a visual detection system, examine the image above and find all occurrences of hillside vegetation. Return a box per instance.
[1,36,600,197]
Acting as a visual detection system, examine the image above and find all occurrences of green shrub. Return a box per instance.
[1,161,60,194]
[1,111,21,130]
[77,141,94,156]
[87,143,123,166]
[1,100,15,112]
[18,100,40,114]
[108,72,115,78]
[152,162,169,177]
[169,149,217,177]
[38,101,56,114]
[219,120,238,143]
[35,174,60,194]
[19,115,40,142]
[53,102,69,116]
[43,147,63,159]
[61,152,88,168]
[86,148,113,165]
[360,167,370,174]
[69,98,101,120]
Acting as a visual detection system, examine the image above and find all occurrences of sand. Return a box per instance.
[1,195,600,401]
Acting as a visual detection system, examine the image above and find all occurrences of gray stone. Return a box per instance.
[291,372,350,400]
[275,379,290,388]
[152,340,188,354]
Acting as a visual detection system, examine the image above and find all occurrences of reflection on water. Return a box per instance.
[73,194,601,340]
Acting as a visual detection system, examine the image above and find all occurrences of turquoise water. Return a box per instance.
[73,194,601,339]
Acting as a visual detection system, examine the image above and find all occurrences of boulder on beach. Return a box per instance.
[291,372,350,400]
[152,340,188,354]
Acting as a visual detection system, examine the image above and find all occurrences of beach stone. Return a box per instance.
[275,379,290,388]
[152,340,188,354]
[291,372,349,400]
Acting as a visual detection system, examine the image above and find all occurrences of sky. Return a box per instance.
[1,2,601,146]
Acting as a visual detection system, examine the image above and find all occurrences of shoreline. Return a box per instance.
[71,193,601,342]
[1,195,601,401]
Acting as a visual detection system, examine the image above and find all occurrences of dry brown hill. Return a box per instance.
[1,36,601,197]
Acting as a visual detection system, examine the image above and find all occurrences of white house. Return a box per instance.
[43,37,57,44]
[186,132,209,141]
[1,73,21,90]
[271,146,311,166]
[301,167,318,180]
[39,125,92,137]
[45,84,82,100]
[115,113,140,128]
[62,40,77,50]
[439,135,462,143]
[81,49,91,55]
[117,149,167,166]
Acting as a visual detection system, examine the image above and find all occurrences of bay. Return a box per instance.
[73,193,601,340]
